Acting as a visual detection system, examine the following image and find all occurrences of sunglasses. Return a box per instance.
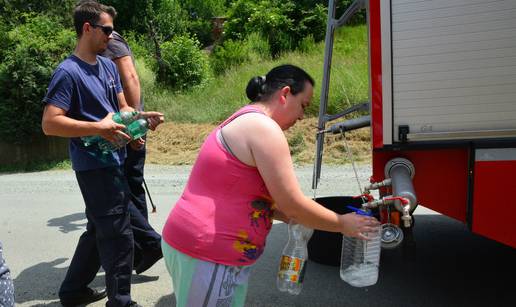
[91,23,113,36]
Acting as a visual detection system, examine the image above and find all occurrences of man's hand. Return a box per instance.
[140,111,164,131]
[97,113,131,144]
[129,137,145,150]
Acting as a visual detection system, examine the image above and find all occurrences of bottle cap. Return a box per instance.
[346,205,372,216]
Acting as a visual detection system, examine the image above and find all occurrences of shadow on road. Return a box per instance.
[246,215,515,307]
[47,213,86,233]
[13,258,103,305]
[155,294,177,306]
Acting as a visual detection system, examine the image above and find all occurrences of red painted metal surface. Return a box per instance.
[372,149,469,223]
[472,161,516,248]
[369,0,384,149]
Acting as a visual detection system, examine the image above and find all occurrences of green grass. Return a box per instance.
[0,159,71,173]
[140,25,368,123]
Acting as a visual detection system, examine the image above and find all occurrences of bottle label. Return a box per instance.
[278,255,307,283]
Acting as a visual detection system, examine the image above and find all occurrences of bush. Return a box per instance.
[179,0,227,47]
[0,19,10,62]
[210,39,250,75]
[187,19,214,47]
[0,14,75,144]
[156,35,211,90]
[228,0,295,57]
[123,31,152,60]
[296,4,327,44]
[245,32,270,60]
[297,35,316,54]
[223,0,258,41]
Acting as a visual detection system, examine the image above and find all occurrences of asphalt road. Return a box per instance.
[0,165,514,307]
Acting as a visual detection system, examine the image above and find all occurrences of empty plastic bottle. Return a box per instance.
[340,206,381,287]
[277,221,313,295]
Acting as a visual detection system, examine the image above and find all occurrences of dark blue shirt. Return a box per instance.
[43,55,125,171]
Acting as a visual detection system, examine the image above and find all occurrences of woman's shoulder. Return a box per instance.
[234,111,280,132]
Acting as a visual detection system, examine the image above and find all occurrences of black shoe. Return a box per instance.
[60,287,107,306]
[135,248,163,274]
[128,301,142,307]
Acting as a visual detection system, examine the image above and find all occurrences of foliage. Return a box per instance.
[297,35,317,54]
[177,0,227,47]
[144,25,368,124]
[0,0,76,27]
[0,14,75,144]
[245,32,270,60]
[210,32,271,75]
[179,0,226,19]
[156,35,211,90]
[224,0,329,57]
[186,19,214,47]
[223,0,365,57]
[296,4,327,43]
[123,31,153,61]
[211,39,250,75]
[0,19,9,62]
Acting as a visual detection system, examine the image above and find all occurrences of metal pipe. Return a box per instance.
[364,195,412,228]
[363,178,391,194]
[318,115,371,134]
[384,158,417,213]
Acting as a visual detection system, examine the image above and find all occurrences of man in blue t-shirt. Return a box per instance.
[41,2,162,307]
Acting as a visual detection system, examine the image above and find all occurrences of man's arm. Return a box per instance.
[42,104,129,142]
[114,56,141,110]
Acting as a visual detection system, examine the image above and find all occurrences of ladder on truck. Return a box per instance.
[312,0,371,190]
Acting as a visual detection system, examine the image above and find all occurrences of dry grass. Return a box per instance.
[146,117,371,165]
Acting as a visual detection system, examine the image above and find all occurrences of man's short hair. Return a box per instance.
[73,1,110,37]
[106,6,117,19]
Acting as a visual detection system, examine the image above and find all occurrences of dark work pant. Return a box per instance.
[124,143,147,218]
[124,142,161,265]
[59,166,133,307]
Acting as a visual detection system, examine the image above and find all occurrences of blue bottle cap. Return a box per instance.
[346,205,372,216]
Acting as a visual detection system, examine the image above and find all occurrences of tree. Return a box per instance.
[0,15,75,144]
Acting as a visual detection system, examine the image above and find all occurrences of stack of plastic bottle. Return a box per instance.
[340,206,382,287]
[276,221,313,295]
[82,111,150,153]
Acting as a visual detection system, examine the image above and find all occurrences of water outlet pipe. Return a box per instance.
[384,158,417,214]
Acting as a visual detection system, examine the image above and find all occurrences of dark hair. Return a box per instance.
[73,1,110,37]
[106,6,117,19]
[246,64,315,102]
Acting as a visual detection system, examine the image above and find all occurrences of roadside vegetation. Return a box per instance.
[0,0,370,172]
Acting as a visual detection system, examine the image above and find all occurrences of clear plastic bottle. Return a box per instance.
[277,221,313,295]
[340,207,382,287]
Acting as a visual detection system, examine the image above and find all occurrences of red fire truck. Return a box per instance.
[313,0,516,249]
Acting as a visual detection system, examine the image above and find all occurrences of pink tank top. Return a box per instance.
[162,105,275,266]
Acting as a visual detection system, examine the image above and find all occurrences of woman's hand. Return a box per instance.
[338,213,381,240]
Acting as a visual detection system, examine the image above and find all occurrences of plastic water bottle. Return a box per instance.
[84,118,150,153]
[82,111,140,148]
[277,221,313,295]
[340,206,382,287]
[112,111,140,125]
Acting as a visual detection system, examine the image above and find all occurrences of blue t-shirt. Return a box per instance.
[43,55,125,171]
